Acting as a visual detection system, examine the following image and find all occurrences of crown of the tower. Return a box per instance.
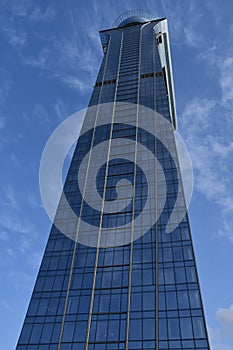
[113,9,154,28]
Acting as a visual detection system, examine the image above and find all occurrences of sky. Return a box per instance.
[0,0,233,349]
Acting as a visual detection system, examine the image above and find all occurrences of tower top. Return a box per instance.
[113,9,155,28]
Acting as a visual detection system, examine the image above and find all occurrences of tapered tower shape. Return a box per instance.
[17,12,210,350]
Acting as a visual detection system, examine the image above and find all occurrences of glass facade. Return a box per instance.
[16,16,210,350]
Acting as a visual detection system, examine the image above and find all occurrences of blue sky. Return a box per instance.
[0,0,233,349]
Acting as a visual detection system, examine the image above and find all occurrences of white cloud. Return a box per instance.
[0,69,12,104]
[3,26,27,47]
[198,45,233,105]
[146,0,204,49]
[219,56,233,102]
[0,231,9,241]
[217,305,233,328]
[180,97,233,241]
[33,104,50,123]
[0,211,34,235]
[22,47,50,69]
[54,99,65,120]
[184,26,202,47]
[0,117,6,130]
[2,184,19,210]
[27,192,43,209]
[27,5,55,22]
[29,252,43,269]
[208,325,232,350]
[8,270,34,291]
[9,153,20,168]
[208,305,233,349]
[205,1,222,26]
[182,98,216,126]
[0,3,54,50]
[3,1,54,22]
[58,75,90,92]
[0,300,14,313]
[20,21,101,91]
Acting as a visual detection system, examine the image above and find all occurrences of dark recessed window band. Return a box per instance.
[95,79,116,87]
[141,71,163,78]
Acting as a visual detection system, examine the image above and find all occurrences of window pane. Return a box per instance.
[79,295,91,313]
[189,290,201,308]
[129,319,141,340]
[177,291,189,309]
[74,321,87,342]
[30,324,43,343]
[186,266,197,283]
[96,320,107,341]
[67,296,78,314]
[62,322,75,342]
[18,324,33,344]
[99,293,110,312]
[40,323,53,343]
[159,318,167,340]
[193,317,206,338]
[110,294,121,312]
[131,292,142,311]
[168,319,180,339]
[180,318,193,339]
[143,318,155,340]
[166,291,177,310]
[143,292,155,310]
[108,319,119,341]
[175,267,186,283]
[164,268,175,284]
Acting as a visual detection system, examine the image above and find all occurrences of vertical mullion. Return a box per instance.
[84,29,124,349]
[125,24,146,350]
[57,35,112,350]
[153,26,159,350]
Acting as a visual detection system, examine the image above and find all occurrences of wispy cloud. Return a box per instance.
[0,117,6,130]
[0,300,14,313]
[0,69,12,104]
[181,96,233,241]
[208,325,231,350]
[22,47,50,69]
[20,28,100,92]
[174,5,233,242]
[9,154,20,168]
[32,103,51,124]
[23,103,51,125]
[29,251,42,269]
[0,2,54,52]
[27,192,43,209]
[183,26,202,48]
[7,270,34,291]
[54,99,67,121]
[208,305,233,350]
[17,2,104,92]
[217,305,233,328]
[0,212,34,235]
[146,0,204,48]
[1,184,19,210]
[27,5,55,22]
[0,231,9,241]
[197,40,233,106]
[3,1,55,22]
[3,26,27,47]
[57,75,90,92]
[219,56,233,103]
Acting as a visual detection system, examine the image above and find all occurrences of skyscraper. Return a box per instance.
[16,11,210,350]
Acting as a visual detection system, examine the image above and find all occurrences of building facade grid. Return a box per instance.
[16,15,210,350]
